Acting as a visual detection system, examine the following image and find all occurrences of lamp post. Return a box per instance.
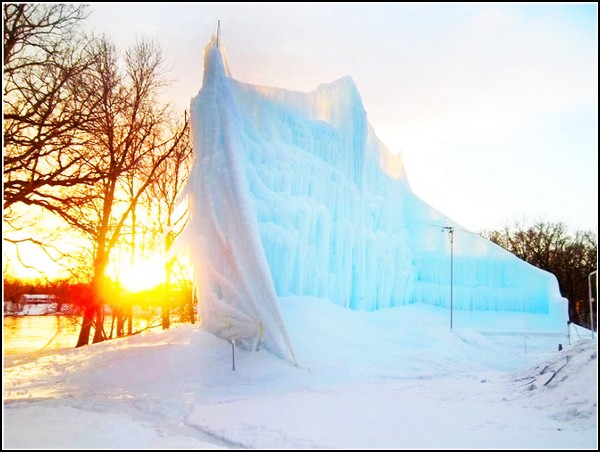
[443,226,455,330]
[589,270,597,339]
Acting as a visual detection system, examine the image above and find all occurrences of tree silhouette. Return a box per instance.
[483,221,597,329]
[61,38,188,346]
[145,115,193,328]
[4,4,101,211]
[4,4,195,345]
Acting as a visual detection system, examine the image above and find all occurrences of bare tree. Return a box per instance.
[3,4,101,212]
[3,4,102,292]
[24,36,185,346]
[145,115,193,329]
[81,38,180,346]
[3,5,193,344]
[3,206,93,284]
[483,221,598,329]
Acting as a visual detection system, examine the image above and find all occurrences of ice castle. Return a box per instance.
[181,37,568,362]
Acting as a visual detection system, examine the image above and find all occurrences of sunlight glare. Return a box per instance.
[119,256,165,293]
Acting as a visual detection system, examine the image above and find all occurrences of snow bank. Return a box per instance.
[511,338,597,429]
[3,302,596,449]
[3,403,222,449]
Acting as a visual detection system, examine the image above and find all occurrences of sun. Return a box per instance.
[118,256,165,293]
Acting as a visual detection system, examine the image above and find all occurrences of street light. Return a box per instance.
[443,226,455,330]
[589,270,597,339]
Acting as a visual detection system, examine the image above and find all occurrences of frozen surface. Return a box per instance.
[3,303,597,449]
[181,37,567,357]
[4,302,61,315]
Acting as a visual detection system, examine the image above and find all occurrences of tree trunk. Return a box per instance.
[162,254,173,329]
[126,305,133,335]
[92,307,105,343]
[162,298,171,329]
[189,290,196,324]
[116,307,125,337]
[109,310,116,339]
[78,246,109,346]
[76,306,94,347]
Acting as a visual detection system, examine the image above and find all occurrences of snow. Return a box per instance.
[3,404,222,449]
[181,37,568,361]
[4,302,59,316]
[3,302,597,448]
[5,36,591,449]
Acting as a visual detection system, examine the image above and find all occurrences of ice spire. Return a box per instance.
[216,20,221,47]
[202,22,231,88]
[186,36,298,365]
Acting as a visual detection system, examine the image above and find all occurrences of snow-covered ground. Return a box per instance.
[3,301,597,448]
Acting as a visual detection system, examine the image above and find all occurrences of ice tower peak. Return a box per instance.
[320,75,360,97]
[202,34,231,85]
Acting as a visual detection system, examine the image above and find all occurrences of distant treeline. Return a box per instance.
[3,276,196,326]
[482,221,597,330]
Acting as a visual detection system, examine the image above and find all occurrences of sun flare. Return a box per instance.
[118,256,165,293]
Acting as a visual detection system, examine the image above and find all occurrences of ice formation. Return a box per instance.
[182,37,568,363]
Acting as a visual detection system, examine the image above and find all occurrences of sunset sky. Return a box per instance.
[86,3,596,233]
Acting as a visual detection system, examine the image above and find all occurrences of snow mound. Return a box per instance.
[3,305,597,448]
[511,338,598,429]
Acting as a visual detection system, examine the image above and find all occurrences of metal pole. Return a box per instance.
[449,227,454,330]
[443,226,455,330]
[216,20,221,48]
[231,339,236,371]
[589,270,597,339]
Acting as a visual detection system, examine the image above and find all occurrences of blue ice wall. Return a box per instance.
[186,40,568,348]
[224,76,564,316]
